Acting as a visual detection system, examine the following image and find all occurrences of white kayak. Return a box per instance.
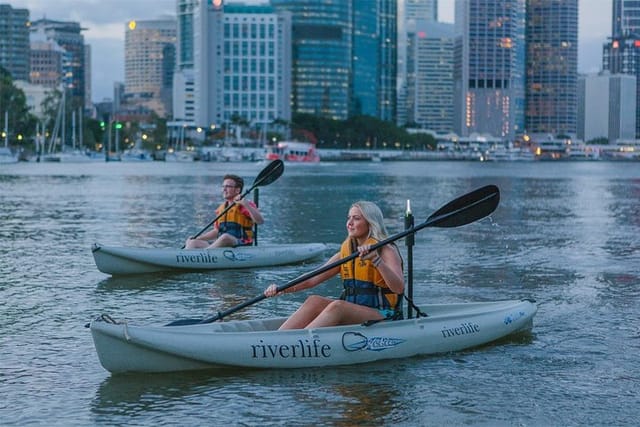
[89,299,537,374]
[91,242,328,275]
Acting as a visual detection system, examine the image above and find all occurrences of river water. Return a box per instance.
[1,160,639,426]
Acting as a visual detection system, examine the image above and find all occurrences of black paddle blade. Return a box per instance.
[166,318,205,326]
[253,159,284,187]
[426,185,499,228]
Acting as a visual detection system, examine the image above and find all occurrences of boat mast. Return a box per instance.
[47,89,64,154]
[71,110,76,150]
[78,107,83,150]
[61,88,66,150]
[3,111,7,148]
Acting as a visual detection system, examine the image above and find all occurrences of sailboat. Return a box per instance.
[41,89,99,163]
[165,124,196,162]
[121,133,153,162]
[0,146,17,163]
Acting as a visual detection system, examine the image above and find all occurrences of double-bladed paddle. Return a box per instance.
[184,159,284,246]
[167,184,500,326]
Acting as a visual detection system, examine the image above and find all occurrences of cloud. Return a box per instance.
[91,39,126,101]
[84,22,127,42]
[9,0,175,100]
[20,0,175,25]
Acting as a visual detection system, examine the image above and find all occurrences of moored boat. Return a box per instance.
[266,141,320,163]
[91,242,328,275]
[0,146,19,163]
[89,299,537,373]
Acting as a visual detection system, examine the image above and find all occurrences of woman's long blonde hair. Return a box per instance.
[351,201,389,241]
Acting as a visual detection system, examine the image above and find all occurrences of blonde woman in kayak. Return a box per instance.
[264,201,404,330]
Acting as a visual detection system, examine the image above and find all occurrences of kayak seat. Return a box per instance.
[216,318,285,332]
[361,306,403,327]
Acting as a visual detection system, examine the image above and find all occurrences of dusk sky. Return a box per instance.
[7,0,612,102]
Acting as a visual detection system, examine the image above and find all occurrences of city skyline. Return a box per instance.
[6,0,612,102]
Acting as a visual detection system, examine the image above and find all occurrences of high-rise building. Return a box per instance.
[271,0,351,120]
[609,74,637,142]
[192,1,292,128]
[30,18,87,108]
[173,0,197,124]
[172,68,195,124]
[0,4,30,81]
[14,80,49,118]
[406,20,455,133]
[124,18,176,118]
[352,0,397,120]
[454,0,526,139]
[613,0,640,37]
[161,43,176,118]
[84,44,91,110]
[29,29,64,89]
[177,0,196,70]
[397,0,438,125]
[525,0,578,137]
[604,9,640,138]
[376,0,397,122]
[352,1,377,117]
[405,0,438,22]
[578,72,636,142]
[272,0,396,121]
[603,34,640,137]
[113,82,125,114]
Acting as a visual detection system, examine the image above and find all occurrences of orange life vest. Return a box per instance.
[214,201,255,244]
[339,237,400,310]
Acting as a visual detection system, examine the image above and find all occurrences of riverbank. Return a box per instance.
[4,142,639,164]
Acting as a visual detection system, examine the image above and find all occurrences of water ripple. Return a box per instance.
[2,162,640,425]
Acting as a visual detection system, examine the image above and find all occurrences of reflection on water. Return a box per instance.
[93,371,227,415]
[92,364,401,425]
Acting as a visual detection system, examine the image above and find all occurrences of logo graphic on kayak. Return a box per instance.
[223,250,254,261]
[504,311,526,325]
[342,332,405,352]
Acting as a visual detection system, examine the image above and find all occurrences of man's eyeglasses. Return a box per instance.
[221,185,237,189]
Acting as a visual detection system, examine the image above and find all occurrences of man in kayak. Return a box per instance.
[264,201,404,329]
[185,174,264,248]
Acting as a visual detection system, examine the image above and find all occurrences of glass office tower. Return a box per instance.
[455,0,526,139]
[272,0,351,120]
[272,0,396,121]
[525,0,578,136]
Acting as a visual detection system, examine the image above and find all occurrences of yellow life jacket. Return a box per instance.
[214,201,254,244]
[339,237,400,311]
